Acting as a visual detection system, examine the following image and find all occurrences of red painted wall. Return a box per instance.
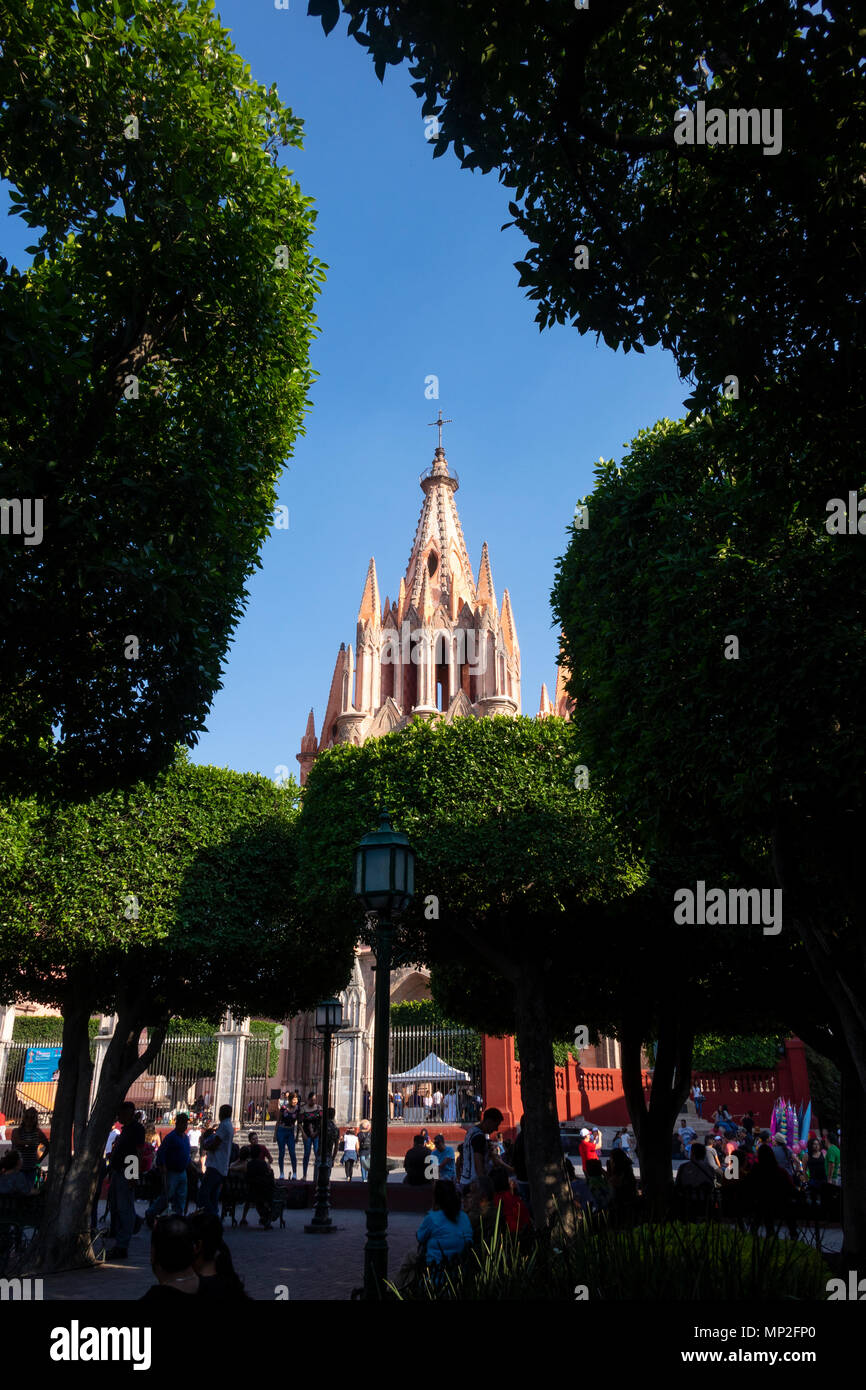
[481,1035,812,1135]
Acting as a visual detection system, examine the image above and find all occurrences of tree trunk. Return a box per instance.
[513,972,576,1237]
[840,1052,866,1266]
[19,992,167,1275]
[621,1010,693,1210]
[772,807,866,1263]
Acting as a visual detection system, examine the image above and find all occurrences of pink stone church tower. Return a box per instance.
[281,422,573,1119]
[297,433,522,784]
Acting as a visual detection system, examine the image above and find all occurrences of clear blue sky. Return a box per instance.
[4,3,689,781]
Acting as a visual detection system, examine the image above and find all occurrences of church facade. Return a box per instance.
[279,427,587,1120]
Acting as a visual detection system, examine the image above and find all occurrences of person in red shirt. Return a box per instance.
[489,1166,531,1233]
[578,1127,599,1170]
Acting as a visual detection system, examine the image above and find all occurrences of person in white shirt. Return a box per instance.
[187,1125,202,1158]
[342,1127,360,1181]
[432,1090,443,1121]
[200,1105,235,1216]
[104,1124,121,1157]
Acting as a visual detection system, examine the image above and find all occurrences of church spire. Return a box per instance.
[500,588,519,657]
[358,557,381,626]
[475,542,497,615]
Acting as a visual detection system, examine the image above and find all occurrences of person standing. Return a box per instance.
[511,1115,531,1207]
[199,1104,235,1217]
[107,1101,146,1258]
[618,1128,635,1165]
[443,1089,458,1123]
[325,1107,340,1167]
[693,1085,704,1118]
[458,1107,505,1195]
[358,1119,372,1182]
[300,1092,322,1180]
[393,1089,404,1119]
[274,1090,299,1181]
[826,1133,841,1185]
[342,1127,360,1181]
[146,1113,191,1225]
[10,1108,50,1189]
[432,1088,443,1122]
[578,1127,599,1172]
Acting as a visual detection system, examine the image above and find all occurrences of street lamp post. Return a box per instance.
[353,808,415,1299]
[304,998,345,1235]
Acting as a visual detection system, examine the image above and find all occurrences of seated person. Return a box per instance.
[416,1180,473,1268]
[605,1148,638,1208]
[0,1150,35,1196]
[489,1165,531,1233]
[675,1142,720,1191]
[403,1135,431,1185]
[463,1177,496,1244]
[584,1157,613,1212]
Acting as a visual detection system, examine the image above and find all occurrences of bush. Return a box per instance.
[390,1218,829,1301]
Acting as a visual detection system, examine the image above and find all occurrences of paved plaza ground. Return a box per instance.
[40,1206,422,1302]
[33,1163,843,1303]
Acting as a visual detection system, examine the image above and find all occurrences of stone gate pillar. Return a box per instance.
[333,956,366,1124]
[87,1013,118,1114]
[214,1012,250,1122]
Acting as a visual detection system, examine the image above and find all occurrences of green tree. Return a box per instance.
[296,715,645,1229]
[309,0,864,425]
[0,754,355,1273]
[0,0,325,797]
[551,404,866,1255]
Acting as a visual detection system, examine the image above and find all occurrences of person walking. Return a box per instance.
[300,1093,322,1180]
[358,1119,372,1182]
[342,1126,360,1180]
[146,1113,191,1225]
[106,1101,146,1258]
[199,1104,234,1218]
[274,1090,299,1181]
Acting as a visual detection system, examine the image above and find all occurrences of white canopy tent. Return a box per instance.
[389,1051,471,1084]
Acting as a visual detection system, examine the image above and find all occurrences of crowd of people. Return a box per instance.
[390,1086,483,1122]
[1,1090,845,1296]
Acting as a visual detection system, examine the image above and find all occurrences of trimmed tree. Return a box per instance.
[551,403,866,1255]
[0,0,325,797]
[296,714,645,1230]
[0,754,355,1273]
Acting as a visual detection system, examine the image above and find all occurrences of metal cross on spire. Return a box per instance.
[427,408,453,450]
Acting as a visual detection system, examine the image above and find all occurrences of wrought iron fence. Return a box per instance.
[0,1031,273,1130]
[389,1024,481,1124]
[1,1043,35,1125]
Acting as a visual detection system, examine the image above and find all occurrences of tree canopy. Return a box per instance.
[0,753,354,1272]
[297,713,645,1223]
[0,0,325,797]
[309,0,864,427]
